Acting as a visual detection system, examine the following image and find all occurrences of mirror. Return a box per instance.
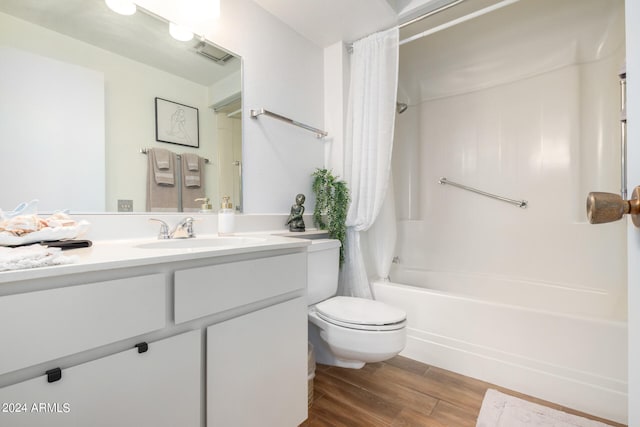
[0,0,242,213]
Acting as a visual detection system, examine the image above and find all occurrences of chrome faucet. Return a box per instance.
[170,217,195,239]
[149,217,196,239]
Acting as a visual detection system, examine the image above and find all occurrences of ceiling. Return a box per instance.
[250,0,468,47]
[251,0,399,47]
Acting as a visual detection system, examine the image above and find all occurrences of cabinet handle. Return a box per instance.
[46,367,62,383]
[135,342,149,354]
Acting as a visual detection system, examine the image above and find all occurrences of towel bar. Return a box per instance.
[439,177,528,208]
[250,108,328,138]
[140,148,210,164]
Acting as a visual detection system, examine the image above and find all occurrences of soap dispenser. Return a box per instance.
[195,197,213,213]
[218,196,235,235]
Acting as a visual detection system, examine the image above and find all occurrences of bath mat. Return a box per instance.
[476,389,613,427]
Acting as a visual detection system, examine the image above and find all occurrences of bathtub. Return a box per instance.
[372,268,628,424]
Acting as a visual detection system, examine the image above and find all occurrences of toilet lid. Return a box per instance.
[315,296,406,330]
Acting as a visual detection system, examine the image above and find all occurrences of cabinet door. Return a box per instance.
[0,330,201,427]
[207,297,307,427]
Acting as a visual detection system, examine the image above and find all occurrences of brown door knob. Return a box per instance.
[587,186,640,226]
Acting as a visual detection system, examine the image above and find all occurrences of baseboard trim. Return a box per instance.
[401,333,627,425]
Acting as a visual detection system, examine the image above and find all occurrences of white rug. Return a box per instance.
[476,389,613,427]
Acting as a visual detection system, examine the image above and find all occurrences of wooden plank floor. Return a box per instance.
[300,356,626,427]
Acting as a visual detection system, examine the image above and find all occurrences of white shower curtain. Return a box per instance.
[338,27,399,298]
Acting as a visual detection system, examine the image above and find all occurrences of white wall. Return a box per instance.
[323,41,350,178]
[136,0,326,214]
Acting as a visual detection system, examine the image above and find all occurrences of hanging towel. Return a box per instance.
[182,153,202,188]
[147,149,179,212]
[183,152,200,171]
[182,154,205,212]
[151,148,175,185]
[154,148,171,170]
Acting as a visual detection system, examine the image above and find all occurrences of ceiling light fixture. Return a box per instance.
[169,22,194,42]
[105,0,137,16]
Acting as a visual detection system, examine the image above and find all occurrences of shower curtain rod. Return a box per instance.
[347,0,520,50]
[346,0,466,52]
[398,0,467,30]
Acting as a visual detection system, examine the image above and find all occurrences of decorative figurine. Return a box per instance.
[286,193,306,232]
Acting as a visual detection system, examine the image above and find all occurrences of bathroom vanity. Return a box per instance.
[0,235,309,427]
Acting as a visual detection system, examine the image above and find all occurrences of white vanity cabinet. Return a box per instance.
[0,330,201,427]
[174,252,308,426]
[207,297,307,427]
[0,243,309,427]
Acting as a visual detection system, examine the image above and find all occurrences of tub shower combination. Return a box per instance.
[374,0,628,423]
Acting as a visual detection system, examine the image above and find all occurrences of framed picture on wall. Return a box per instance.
[155,97,199,148]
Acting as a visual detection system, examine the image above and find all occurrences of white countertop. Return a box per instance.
[0,233,312,284]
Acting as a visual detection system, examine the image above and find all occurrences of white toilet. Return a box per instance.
[307,239,407,369]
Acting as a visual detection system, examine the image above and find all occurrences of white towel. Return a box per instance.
[0,245,77,272]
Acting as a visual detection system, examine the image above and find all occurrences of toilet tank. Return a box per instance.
[307,239,341,305]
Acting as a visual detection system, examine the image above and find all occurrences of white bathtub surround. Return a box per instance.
[384,0,627,422]
[340,27,399,298]
[374,276,627,424]
[476,389,614,427]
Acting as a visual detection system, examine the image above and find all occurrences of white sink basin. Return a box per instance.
[136,237,266,249]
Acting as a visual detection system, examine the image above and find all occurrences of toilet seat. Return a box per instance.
[315,296,406,331]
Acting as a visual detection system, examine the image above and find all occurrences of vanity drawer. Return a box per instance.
[174,252,306,324]
[0,274,166,375]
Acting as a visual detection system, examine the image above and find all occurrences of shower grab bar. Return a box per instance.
[620,67,627,199]
[140,148,210,164]
[250,108,328,138]
[438,177,528,208]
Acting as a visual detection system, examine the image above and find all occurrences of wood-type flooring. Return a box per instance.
[300,356,625,427]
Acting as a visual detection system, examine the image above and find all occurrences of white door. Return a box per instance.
[626,0,640,424]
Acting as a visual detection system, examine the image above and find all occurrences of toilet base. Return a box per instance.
[308,323,365,369]
[307,314,406,369]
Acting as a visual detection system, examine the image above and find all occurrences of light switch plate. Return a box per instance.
[118,199,133,212]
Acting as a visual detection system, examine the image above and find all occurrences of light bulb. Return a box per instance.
[169,22,194,42]
[105,0,137,16]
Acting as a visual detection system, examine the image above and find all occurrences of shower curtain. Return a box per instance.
[338,27,399,298]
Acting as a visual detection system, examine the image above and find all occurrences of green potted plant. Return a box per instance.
[311,168,350,265]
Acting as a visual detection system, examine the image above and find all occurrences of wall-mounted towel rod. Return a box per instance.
[140,148,210,164]
[439,177,528,208]
[250,108,328,138]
